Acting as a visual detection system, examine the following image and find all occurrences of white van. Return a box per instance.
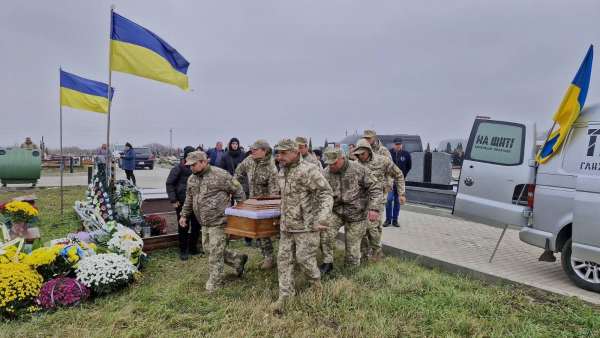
[453,105,600,292]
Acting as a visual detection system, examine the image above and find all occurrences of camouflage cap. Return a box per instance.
[185,151,207,165]
[295,137,308,146]
[363,130,377,138]
[249,139,270,151]
[275,138,298,151]
[353,138,373,155]
[324,147,345,164]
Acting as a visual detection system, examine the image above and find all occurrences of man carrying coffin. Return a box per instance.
[270,139,333,311]
[234,139,280,270]
[319,147,383,275]
[179,151,249,292]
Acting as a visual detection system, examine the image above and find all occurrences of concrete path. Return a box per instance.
[369,205,600,304]
[34,166,171,189]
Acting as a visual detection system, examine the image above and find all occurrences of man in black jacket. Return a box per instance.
[219,138,246,175]
[166,146,204,260]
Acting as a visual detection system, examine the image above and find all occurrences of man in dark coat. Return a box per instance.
[219,137,246,175]
[384,137,412,227]
[166,146,203,260]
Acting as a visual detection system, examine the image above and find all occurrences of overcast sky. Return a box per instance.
[1,0,600,151]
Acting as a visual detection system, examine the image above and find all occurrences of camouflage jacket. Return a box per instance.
[302,152,323,171]
[181,165,246,226]
[371,139,392,159]
[234,152,279,198]
[323,160,384,222]
[279,155,333,232]
[358,153,405,201]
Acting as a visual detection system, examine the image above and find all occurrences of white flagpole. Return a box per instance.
[60,67,64,215]
[106,5,114,189]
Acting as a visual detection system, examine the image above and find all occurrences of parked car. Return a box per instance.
[453,105,600,292]
[132,147,154,170]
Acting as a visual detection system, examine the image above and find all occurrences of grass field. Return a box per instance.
[2,188,600,337]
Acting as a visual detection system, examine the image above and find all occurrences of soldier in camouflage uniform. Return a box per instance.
[295,136,323,171]
[234,140,280,270]
[270,139,333,311]
[353,139,406,261]
[320,148,383,275]
[180,151,249,292]
[363,130,392,159]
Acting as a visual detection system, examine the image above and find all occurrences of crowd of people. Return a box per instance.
[165,130,409,311]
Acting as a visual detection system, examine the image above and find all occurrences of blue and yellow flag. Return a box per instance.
[110,12,191,91]
[538,45,593,163]
[60,70,115,114]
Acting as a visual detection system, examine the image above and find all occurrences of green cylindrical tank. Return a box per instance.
[0,148,42,186]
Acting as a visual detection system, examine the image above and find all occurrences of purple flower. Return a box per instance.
[102,213,108,218]
[35,278,90,309]
[101,206,107,211]
[99,198,105,203]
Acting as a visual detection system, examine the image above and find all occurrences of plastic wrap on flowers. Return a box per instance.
[35,278,90,309]
[0,262,43,317]
[23,245,73,281]
[76,254,138,295]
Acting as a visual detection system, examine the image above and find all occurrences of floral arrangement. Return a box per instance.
[23,245,70,281]
[107,227,143,265]
[113,180,143,227]
[0,202,39,235]
[0,245,27,264]
[0,262,43,316]
[145,214,166,236]
[76,254,137,294]
[35,278,90,309]
[85,158,113,222]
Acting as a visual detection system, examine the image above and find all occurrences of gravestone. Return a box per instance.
[431,152,452,185]
[406,152,424,182]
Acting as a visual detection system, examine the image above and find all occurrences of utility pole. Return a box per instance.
[170,128,173,157]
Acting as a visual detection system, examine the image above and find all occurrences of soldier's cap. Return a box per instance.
[249,139,270,151]
[275,138,298,151]
[185,151,207,165]
[393,137,403,144]
[363,130,377,138]
[324,147,345,164]
[353,138,372,155]
[295,137,308,146]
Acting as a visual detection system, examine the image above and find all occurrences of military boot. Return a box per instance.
[371,250,385,262]
[269,297,289,311]
[320,263,333,275]
[237,254,249,277]
[260,256,275,270]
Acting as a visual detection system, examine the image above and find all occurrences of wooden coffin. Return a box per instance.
[225,197,280,239]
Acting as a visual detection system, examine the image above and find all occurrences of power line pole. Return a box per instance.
[170,128,173,157]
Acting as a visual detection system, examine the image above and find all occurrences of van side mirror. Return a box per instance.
[528,159,539,168]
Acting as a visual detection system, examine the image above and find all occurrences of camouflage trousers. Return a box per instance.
[202,224,244,290]
[361,204,385,259]
[259,237,274,259]
[321,213,367,268]
[277,230,321,299]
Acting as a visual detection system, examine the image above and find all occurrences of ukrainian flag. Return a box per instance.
[110,12,191,91]
[538,45,593,163]
[60,70,115,114]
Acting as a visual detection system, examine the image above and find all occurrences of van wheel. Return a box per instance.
[561,238,600,292]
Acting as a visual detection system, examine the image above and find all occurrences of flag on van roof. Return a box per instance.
[537,45,593,164]
[60,69,115,114]
[109,12,191,91]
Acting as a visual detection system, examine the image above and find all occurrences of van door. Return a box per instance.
[573,124,600,263]
[453,118,537,228]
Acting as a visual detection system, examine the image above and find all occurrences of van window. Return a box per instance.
[466,120,525,166]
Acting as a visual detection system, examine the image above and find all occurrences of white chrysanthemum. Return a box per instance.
[75,254,137,293]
